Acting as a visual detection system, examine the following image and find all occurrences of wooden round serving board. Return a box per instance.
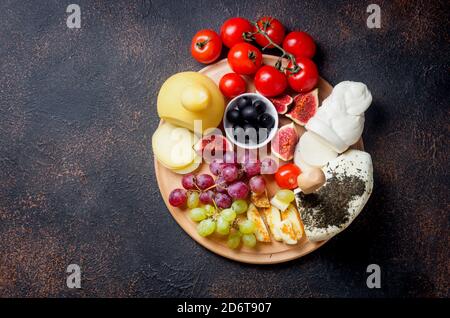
[154,55,363,264]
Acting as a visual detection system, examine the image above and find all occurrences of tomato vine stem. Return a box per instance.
[244,21,301,74]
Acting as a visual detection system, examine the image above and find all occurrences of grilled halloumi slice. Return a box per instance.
[251,191,271,208]
[246,203,271,242]
[278,220,297,245]
[262,206,283,241]
[281,204,304,241]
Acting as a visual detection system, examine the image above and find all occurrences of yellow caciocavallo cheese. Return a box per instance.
[157,72,225,133]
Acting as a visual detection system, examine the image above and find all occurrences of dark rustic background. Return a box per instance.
[0,0,448,298]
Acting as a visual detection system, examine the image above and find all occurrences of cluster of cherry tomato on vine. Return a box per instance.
[190,16,319,98]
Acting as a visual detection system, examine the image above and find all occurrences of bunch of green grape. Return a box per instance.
[187,196,257,249]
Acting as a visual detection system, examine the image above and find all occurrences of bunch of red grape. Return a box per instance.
[169,152,277,209]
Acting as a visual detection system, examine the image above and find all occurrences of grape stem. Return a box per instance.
[211,199,220,217]
[204,183,218,191]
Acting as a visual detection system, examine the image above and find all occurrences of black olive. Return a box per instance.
[258,113,275,129]
[226,109,241,124]
[236,96,252,110]
[253,100,266,114]
[241,105,258,123]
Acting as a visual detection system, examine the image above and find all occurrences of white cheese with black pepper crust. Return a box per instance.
[294,149,373,242]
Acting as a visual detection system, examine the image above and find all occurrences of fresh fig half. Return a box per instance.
[286,88,319,126]
[271,122,299,161]
[194,134,233,163]
[269,94,294,114]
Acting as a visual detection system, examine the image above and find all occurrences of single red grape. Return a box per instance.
[196,174,215,190]
[181,174,197,190]
[209,159,225,176]
[215,193,232,208]
[249,175,266,194]
[199,190,215,204]
[261,157,278,174]
[169,188,187,207]
[221,165,239,183]
[215,176,228,193]
[243,161,261,177]
[227,181,249,199]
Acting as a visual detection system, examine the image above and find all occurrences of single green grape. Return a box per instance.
[238,219,256,234]
[221,208,236,222]
[275,189,295,203]
[197,218,216,237]
[204,204,216,217]
[187,192,200,209]
[216,216,230,235]
[189,207,207,222]
[232,199,248,214]
[242,233,257,248]
[227,231,241,249]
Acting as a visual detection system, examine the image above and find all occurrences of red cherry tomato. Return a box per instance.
[286,57,319,93]
[253,17,285,48]
[190,29,222,64]
[228,43,262,75]
[219,73,247,98]
[220,17,253,48]
[275,163,301,189]
[254,65,287,97]
[282,31,316,59]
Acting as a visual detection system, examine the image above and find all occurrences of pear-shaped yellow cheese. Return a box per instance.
[181,83,210,112]
[157,72,225,132]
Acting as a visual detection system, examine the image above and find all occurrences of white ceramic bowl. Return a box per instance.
[223,93,279,150]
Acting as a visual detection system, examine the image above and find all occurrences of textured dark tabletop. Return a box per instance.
[0,0,448,298]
